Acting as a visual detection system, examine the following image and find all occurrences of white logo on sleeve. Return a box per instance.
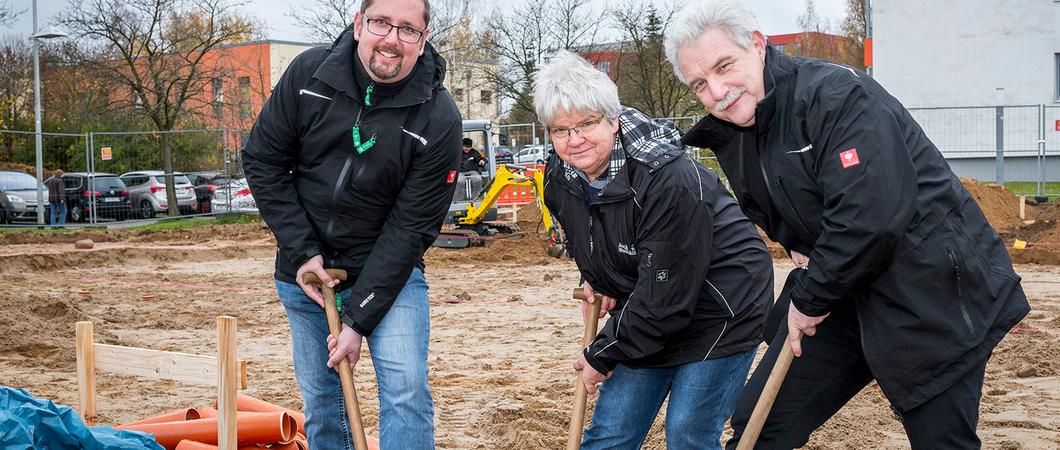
[359,292,375,308]
[787,144,813,154]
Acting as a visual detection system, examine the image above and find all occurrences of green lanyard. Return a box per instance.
[352,83,377,154]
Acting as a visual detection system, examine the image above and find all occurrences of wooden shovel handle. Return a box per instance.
[300,268,368,450]
[735,334,797,450]
[567,287,603,450]
[300,268,349,285]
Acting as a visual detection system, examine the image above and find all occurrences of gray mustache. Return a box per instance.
[713,87,747,113]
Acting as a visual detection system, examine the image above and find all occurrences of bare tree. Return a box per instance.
[840,0,867,69]
[485,0,601,123]
[0,36,32,160]
[0,1,26,26]
[611,2,704,118]
[55,0,254,216]
[788,0,861,67]
[286,0,357,43]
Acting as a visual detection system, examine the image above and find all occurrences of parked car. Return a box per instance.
[62,173,132,222]
[186,172,231,214]
[0,170,49,223]
[513,145,552,165]
[0,187,14,224]
[211,178,257,213]
[493,146,514,165]
[119,170,198,219]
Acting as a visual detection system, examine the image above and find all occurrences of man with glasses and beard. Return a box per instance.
[242,0,461,448]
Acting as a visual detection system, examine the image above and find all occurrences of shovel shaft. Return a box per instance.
[567,288,602,450]
[304,269,368,450]
[735,336,796,450]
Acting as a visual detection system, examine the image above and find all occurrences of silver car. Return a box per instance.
[211,178,257,213]
[119,171,198,219]
[0,170,49,223]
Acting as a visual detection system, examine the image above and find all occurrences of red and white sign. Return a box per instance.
[839,148,860,169]
[446,170,457,183]
[101,147,112,161]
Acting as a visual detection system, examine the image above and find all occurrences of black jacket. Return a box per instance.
[459,149,485,172]
[683,47,1030,411]
[544,108,773,374]
[242,27,462,336]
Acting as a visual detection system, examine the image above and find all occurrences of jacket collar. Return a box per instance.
[312,25,446,107]
[557,107,687,202]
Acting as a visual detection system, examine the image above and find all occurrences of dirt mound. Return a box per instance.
[963,178,1029,231]
[0,288,118,363]
[515,202,549,239]
[0,244,274,274]
[0,221,274,246]
[480,390,571,449]
[0,230,122,246]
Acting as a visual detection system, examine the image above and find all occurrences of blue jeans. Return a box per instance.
[49,201,66,226]
[276,267,435,450]
[582,348,757,450]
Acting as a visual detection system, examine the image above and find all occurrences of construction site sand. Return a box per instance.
[1,201,1059,449]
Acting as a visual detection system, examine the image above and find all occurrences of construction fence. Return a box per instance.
[3,105,1058,226]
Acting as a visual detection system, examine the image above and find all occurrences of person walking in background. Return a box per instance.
[665,1,1030,448]
[537,50,773,450]
[241,0,462,448]
[45,169,66,226]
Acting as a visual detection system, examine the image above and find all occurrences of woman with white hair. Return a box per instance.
[536,50,773,449]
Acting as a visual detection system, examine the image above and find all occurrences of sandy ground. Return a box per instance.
[1,224,1059,449]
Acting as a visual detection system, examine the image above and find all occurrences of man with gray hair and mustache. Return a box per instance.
[665,1,1029,449]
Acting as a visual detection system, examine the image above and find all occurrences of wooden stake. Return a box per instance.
[1020,195,1026,220]
[75,321,96,420]
[217,316,238,450]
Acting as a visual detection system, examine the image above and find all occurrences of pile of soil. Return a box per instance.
[0,284,118,363]
[963,178,1030,231]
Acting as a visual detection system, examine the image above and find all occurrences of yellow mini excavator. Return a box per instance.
[434,164,565,257]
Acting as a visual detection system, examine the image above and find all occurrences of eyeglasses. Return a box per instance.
[548,115,606,141]
[363,15,425,44]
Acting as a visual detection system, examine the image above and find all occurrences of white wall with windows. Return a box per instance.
[872,0,1057,108]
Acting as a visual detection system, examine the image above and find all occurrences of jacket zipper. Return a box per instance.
[947,249,975,335]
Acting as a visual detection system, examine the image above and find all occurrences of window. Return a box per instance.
[595,60,610,74]
[1056,54,1060,100]
[212,78,224,118]
[238,76,251,119]
[453,88,464,98]
[480,90,492,104]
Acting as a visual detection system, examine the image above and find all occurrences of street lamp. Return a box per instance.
[32,0,67,226]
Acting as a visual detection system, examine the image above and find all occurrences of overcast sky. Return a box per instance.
[7,0,850,43]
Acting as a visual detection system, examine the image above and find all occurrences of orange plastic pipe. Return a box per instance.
[194,407,218,419]
[116,411,297,450]
[121,408,202,427]
[173,440,263,450]
[232,393,305,435]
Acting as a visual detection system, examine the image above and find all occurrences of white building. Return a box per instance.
[871,0,1058,186]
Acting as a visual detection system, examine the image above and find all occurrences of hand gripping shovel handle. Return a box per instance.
[302,269,369,450]
[735,333,797,450]
[567,287,603,450]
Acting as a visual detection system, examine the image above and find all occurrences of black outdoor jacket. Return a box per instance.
[544,108,773,374]
[683,46,1030,411]
[242,27,462,336]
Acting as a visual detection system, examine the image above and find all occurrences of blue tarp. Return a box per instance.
[0,386,164,450]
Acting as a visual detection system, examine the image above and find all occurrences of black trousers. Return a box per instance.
[725,298,988,450]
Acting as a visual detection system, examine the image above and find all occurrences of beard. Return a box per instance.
[367,44,404,81]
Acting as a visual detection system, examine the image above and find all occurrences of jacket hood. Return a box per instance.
[311,24,448,107]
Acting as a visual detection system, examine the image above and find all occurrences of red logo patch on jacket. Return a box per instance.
[839,148,860,169]
[446,170,457,183]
